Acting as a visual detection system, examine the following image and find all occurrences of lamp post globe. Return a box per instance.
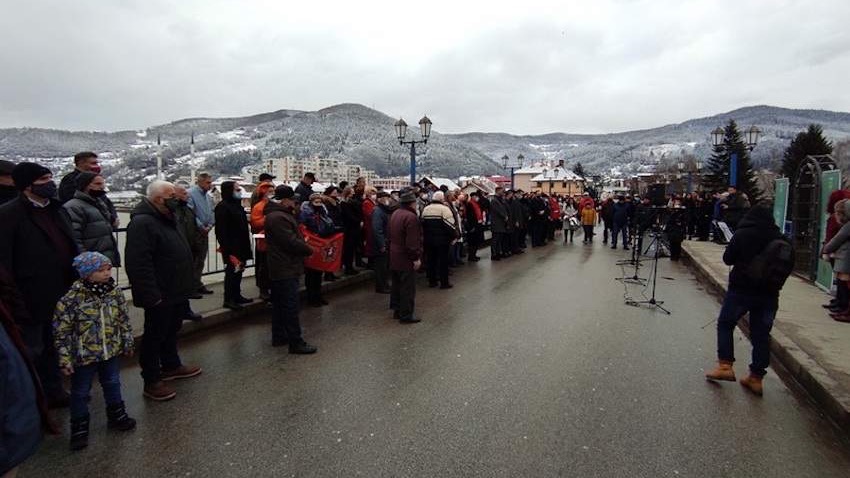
[419,116,432,140]
[746,125,761,149]
[501,154,509,169]
[394,118,408,141]
[711,127,725,147]
[517,154,525,167]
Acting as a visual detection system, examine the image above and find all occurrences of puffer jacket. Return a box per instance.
[823,200,850,274]
[723,206,786,298]
[52,280,134,368]
[63,191,121,266]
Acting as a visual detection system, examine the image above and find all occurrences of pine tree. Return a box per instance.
[780,124,833,187]
[701,119,762,202]
[572,162,586,178]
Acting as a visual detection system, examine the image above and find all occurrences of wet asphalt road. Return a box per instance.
[21,235,850,477]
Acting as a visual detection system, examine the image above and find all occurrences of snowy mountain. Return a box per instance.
[3,104,850,191]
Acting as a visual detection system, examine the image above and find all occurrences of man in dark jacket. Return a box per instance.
[421,191,457,289]
[371,192,396,293]
[600,198,614,244]
[215,181,253,310]
[389,191,423,323]
[59,152,118,227]
[62,172,121,265]
[0,159,17,205]
[528,192,548,248]
[295,172,316,205]
[705,205,788,396]
[125,180,201,402]
[265,185,317,354]
[489,188,510,259]
[0,162,76,407]
[174,184,204,319]
[611,196,630,250]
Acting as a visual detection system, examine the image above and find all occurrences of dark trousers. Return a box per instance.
[466,228,481,259]
[19,322,65,400]
[530,221,546,246]
[426,244,450,286]
[717,291,777,377]
[342,229,359,271]
[271,278,303,344]
[193,234,209,290]
[390,270,416,320]
[611,223,629,247]
[70,357,122,419]
[669,238,683,261]
[373,255,390,292]
[503,231,515,254]
[602,222,612,243]
[582,225,594,242]
[223,256,244,303]
[518,227,528,248]
[491,232,505,257]
[255,249,270,294]
[304,268,323,303]
[140,302,184,384]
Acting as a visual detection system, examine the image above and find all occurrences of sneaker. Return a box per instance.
[143,381,177,401]
[161,365,203,381]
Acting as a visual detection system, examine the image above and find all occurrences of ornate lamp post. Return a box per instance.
[712,125,760,188]
[502,153,524,190]
[676,160,703,193]
[394,115,432,186]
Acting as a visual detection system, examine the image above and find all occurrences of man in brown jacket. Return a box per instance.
[389,191,423,323]
[264,185,317,353]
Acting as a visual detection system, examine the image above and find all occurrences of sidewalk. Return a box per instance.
[683,240,850,431]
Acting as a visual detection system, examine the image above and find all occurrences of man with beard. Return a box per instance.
[0,163,77,408]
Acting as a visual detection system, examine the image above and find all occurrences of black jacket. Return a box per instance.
[0,197,76,325]
[125,199,195,308]
[264,201,313,280]
[62,191,121,266]
[295,181,314,204]
[340,199,362,231]
[723,206,785,298]
[0,185,17,206]
[214,182,253,262]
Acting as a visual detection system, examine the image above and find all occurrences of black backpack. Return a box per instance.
[746,237,795,291]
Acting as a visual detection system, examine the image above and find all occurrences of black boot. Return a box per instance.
[106,401,137,431]
[70,415,90,451]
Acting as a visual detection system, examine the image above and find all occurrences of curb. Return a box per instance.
[682,244,850,432]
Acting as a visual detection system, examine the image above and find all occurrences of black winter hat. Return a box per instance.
[11,162,51,190]
[76,171,99,191]
[273,185,295,200]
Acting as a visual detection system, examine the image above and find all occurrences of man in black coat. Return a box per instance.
[294,172,316,206]
[0,162,76,407]
[125,180,201,402]
[0,159,17,205]
[705,205,788,396]
[489,187,510,259]
[215,181,253,310]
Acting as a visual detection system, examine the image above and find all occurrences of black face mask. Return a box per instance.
[89,189,107,197]
[30,181,57,199]
[164,198,181,212]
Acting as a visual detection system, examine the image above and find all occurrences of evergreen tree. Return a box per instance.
[701,119,762,202]
[572,162,587,178]
[780,124,833,187]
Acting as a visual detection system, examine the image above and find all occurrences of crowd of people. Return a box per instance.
[0,151,800,473]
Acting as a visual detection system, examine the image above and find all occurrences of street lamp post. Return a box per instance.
[677,160,703,194]
[502,153,524,190]
[712,125,760,188]
[394,116,432,186]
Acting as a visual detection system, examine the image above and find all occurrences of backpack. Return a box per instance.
[746,237,795,292]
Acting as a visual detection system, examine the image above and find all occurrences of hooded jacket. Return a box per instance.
[53,280,134,368]
[124,198,195,308]
[215,182,253,262]
[722,206,786,298]
[63,190,121,266]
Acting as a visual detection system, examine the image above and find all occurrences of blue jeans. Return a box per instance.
[716,290,778,377]
[271,277,302,344]
[70,357,123,419]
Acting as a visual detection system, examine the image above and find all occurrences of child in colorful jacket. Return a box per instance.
[53,251,136,451]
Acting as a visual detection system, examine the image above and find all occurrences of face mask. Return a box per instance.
[233,191,241,201]
[89,189,106,197]
[165,197,180,211]
[31,181,57,199]
[89,165,102,174]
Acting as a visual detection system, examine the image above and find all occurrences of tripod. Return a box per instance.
[615,231,647,285]
[625,231,670,314]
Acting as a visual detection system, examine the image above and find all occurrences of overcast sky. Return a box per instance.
[1,0,849,135]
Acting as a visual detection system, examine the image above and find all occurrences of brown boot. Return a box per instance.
[740,374,764,396]
[705,360,736,382]
[143,381,177,401]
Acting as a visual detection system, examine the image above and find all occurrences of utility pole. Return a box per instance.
[190,132,196,184]
[156,133,163,180]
